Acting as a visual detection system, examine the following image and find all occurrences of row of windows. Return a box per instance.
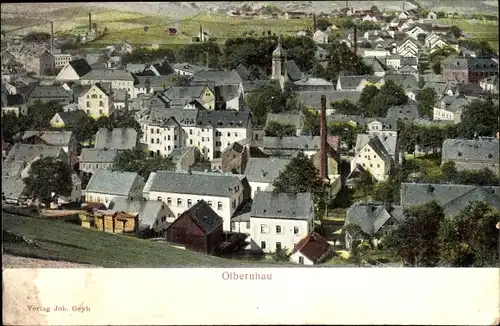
[87,94,103,99]
[86,109,105,115]
[164,197,224,210]
[260,225,300,235]
[81,163,113,170]
[86,101,105,107]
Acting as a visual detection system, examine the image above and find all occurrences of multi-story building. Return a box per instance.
[77,83,114,119]
[141,108,252,161]
[441,56,499,84]
[142,170,248,231]
[80,69,135,98]
[53,53,72,69]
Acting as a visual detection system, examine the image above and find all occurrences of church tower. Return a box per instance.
[271,36,286,80]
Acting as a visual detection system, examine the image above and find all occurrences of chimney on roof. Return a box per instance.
[319,95,328,180]
[50,21,54,54]
[88,13,92,32]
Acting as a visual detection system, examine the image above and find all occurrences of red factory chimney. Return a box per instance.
[50,21,54,53]
[319,95,328,180]
[89,13,92,31]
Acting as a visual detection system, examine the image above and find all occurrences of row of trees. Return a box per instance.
[384,201,499,267]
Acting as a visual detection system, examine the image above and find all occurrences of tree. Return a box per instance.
[316,18,331,31]
[323,42,373,82]
[327,122,366,150]
[113,148,175,180]
[23,157,73,206]
[449,25,462,39]
[246,83,290,126]
[370,5,380,15]
[355,170,374,198]
[358,85,379,112]
[458,99,498,138]
[431,61,441,74]
[416,87,437,118]
[72,115,98,145]
[23,32,51,42]
[265,121,296,137]
[1,112,22,143]
[272,151,327,211]
[331,99,361,115]
[385,201,445,266]
[300,108,320,136]
[27,100,64,132]
[365,81,408,117]
[438,202,499,267]
[441,161,459,181]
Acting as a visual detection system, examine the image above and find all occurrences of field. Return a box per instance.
[3,213,287,268]
[438,18,499,52]
[91,13,311,45]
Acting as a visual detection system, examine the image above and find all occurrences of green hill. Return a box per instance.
[2,213,264,268]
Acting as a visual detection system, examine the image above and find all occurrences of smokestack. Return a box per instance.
[206,52,209,68]
[313,13,317,32]
[89,13,92,31]
[353,25,358,55]
[50,21,54,53]
[319,95,328,180]
[402,2,405,12]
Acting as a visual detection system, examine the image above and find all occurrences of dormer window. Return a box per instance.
[488,153,493,158]
[457,151,462,157]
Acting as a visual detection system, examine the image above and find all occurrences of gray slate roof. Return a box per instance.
[2,176,27,200]
[251,192,313,220]
[108,198,171,228]
[266,113,304,130]
[386,103,420,120]
[263,136,322,151]
[163,85,208,101]
[85,170,141,196]
[338,75,380,89]
[383,74,418,90]
[173,200,223,234]
[146,171,242,197]
[244,157,290,183]
[297,90,362,109]
[29,85,72,100]
[68,59,92,77]
[94,128,137,150]
[197,110,251,128]
[442,138,499,164]
[191,70,242,86]
[400,183,500,217]
[285,60,303,81]
[81,69,134,81]
[80,148,119,163]
[4,143,66,163]
[54,110,87,126]
[345,203,405,235]
[355,134,394,163]
[22,131,73,146]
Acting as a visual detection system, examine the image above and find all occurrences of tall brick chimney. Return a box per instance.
[353,25,358,55]
[319,95,328,180]
[50,21,54,53]
[312,13,317,32]
[89,13,92,31]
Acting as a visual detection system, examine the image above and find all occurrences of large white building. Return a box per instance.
[83,170,145,206]
[80,69,136,98]
[77,83,114,119]
[248,192,315,254]
[142,170,249,231]
[141,108,252,160]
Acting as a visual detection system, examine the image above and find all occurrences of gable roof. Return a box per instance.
[197,110,251,128]
[442,138,499,164]
[68,58,92,77]
[162,85,208,100]
[400,183,500,215]
[386,103,420,120]
[2,175,27,200]
[21,131,73,146]
[108,198,171,229]
[297,90,362,109]
[29,85,72,100]
[266,113,304,130]
[234,64,250,80]
[53,110,87,126]
[4,143,65,163]
[94,128,137,150]
[80,148,119,163]
[244,157,290,183]
[81,69,134,81]
[146,171,242,197]
[346,203,405,235]
[355,133,394,162]
[85,170,141,196]
[338,75,380,89]
[170,200,223,235]
[251,192,313,220]
[191,70,242,85]
[285,60,303,81]
[291,232,331,263]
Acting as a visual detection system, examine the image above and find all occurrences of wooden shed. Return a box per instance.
[93,210,138,235]
[165,200,224,254]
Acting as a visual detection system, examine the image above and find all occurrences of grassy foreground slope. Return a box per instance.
[2,213,256,268]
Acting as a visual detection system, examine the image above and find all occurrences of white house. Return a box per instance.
[53,53,72,69]
[362,49,390,58]
[2,105,28,117]
[244,157,290,199]
[77,83,114,119]
[55,58,92,82]
[350,133,399,181]
[83,170,145,206]
[479,76,499,94]
[365,118,398,137]
[313,29,329,44]
[59,172,82,204]
[142,170,247,231]
[406,25,428,40]
[142,109,252,161]
[249,191,315,254]
[432,96,475,124]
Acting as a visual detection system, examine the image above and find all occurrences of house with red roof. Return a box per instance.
[290,232,332,265]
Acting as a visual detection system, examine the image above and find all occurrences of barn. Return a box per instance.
[165,200,224,254]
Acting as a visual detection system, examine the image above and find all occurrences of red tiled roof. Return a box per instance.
[83,202,107,212]
[291,232,331,263]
